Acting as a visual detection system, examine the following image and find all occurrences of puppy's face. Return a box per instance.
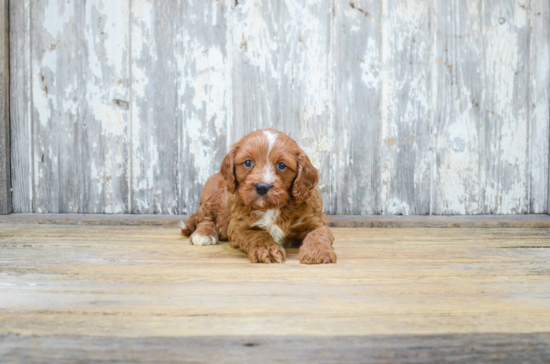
[221,129,318,209]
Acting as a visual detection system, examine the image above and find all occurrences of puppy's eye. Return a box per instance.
[244,159,254,168]
[277,162,287,170]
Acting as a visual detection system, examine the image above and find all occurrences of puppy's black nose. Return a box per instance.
[255,183,270,196]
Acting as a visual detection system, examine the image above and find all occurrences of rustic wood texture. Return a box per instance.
[332,0,381,215]
[8,0,550,215]
[482,0,531,215]
[433,0,484,214]
[1,224,550,362]
[380,0,432,215]
[0,0,9,214]
[130,0,176,214]
[176,0,232,215]
[530,0,550,214]
[3,213,550,228]
[29,1,130,213]
[9,0,31,213]
[2,333,550,364]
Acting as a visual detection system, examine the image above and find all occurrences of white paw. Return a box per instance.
[190,234,218,246]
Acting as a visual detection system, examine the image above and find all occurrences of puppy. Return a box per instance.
[180,129,336,264]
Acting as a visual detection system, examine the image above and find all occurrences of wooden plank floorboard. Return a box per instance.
[2,213,550,228]
[1,224,550,363]
[2,333,550,364]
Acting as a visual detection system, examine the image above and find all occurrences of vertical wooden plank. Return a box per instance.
[130,1,179,214]
[0,0,9,214]
[176,0,232,214]
[530,0,549,214]
[380,0,432,215]
[32,0,80,212]
[232,0,333,212]
[432,0,484,214]
[81,1,130,213]
[482,0,530,214]
[32,0,130,213]
[332,0,382,214]
[9,0,32,213]
[276,0,333,213]
[231,1,280,140]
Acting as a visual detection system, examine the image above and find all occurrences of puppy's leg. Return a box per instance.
[181,172,227,243]
[189,218,219,246]
[299,225,336,264]
[179,213,198,237]
[230,230,286,264]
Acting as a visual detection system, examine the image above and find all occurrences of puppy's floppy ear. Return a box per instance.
[292,152,319,203]
[220,147,238,193]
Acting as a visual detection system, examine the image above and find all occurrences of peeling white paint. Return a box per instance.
[360,38,379,89]
[188,45,227,131]
[33,51,57,126]
[233,1,279,76]
[301,134,330,169]
[482,1,529,214]
[186,118,214,184]
[43,0,74,37]
[12,0,549,215]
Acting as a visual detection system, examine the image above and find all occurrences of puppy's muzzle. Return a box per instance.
[255,183,270,196]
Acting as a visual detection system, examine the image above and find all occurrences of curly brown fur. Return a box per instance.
[181,129,336,264]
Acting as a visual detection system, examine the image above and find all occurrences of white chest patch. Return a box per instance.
[253,209,286,245]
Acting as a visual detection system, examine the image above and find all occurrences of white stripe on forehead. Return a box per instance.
[263,130,278,156]
[261,130,278,185]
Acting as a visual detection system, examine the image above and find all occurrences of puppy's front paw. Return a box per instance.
[299,246,337,264]
[190,233,218,246]
[248,243,286,264]
[179,221,192,236]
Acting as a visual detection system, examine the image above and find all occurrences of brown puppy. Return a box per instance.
[180,129,336,264]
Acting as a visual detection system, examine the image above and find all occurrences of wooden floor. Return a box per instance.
[1,223,550,363]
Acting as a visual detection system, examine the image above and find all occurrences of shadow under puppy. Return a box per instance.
[180,129,336,264]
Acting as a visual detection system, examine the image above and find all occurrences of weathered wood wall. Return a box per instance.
[9,0,550,215]
[0,0,9,214]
